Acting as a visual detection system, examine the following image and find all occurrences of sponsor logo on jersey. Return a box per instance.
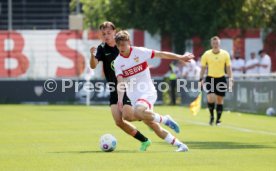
[122,62,148,77]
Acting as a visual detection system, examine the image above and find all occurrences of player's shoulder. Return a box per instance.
[96,42,105,51]
[202,49,212,56]
[132,46,151,52]
[97,42,105,48]
[133,46,146,50]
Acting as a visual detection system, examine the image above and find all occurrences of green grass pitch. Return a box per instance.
[0,105,276,171]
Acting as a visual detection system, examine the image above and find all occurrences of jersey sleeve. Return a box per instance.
[201,52,207,67]
[95,44,104,61]
[225,52,231,66]
[114,59,123,77]
[137,47,155,60]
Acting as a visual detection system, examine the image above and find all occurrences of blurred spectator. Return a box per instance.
[258,50,271,74]
[181,59,201,80]
[168,61,180,105]
[245,52,259,74]
[232,52,245,77]
[196,56,201,68]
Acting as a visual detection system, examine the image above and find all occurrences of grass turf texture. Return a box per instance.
[0,105,276,171]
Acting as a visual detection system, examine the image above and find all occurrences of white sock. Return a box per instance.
[164,133,182,147]
[153,113,168,124]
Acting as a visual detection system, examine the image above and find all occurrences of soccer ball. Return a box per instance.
[99,134,117,152]
[266,107,276,116]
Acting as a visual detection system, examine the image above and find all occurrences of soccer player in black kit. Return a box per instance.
[90,22,151,151]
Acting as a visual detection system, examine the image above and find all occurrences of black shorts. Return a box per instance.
[109,92,132,106]
[204,76,228,97]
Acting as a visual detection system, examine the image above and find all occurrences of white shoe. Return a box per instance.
[176,144,189,152]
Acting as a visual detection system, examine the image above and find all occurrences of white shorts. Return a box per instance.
[129,92,157,111]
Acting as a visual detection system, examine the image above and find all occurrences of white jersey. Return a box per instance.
[232,58,245,75]
[114,46,157,109]
[245,58,259,74]
[259,54,271,74]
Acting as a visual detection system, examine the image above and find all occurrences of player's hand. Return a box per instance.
[117,101,123,112]
[181,53,194,62]
[90,47,96,55]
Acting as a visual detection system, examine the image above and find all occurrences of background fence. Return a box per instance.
[0,77,275,115]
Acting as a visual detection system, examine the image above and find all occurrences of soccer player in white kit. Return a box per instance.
[114,30,194,152]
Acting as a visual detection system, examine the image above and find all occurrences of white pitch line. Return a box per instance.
[185,120,276,136]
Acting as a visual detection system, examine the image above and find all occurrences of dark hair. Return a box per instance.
[258,49,264,55]
[115,30,130,44]
[99,21,116,30]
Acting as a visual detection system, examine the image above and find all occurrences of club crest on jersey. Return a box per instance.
[111,60,115,71]
[134,56,139,63]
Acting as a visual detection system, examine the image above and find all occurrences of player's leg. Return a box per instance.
[205,76,216,125]
[143,121,167,139]
[122,104,137,121]
[133,93,180,133]
[134,107,181,133]
[110,104,136,134]
[121,93,140,122]
[214,76,227,125]
[215,95,224,125]
[120,104,151,151]
[207,93,216,125]
[110,105,150,150]
[143,120,188,152]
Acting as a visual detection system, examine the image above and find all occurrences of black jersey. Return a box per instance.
[95,43,119,84]
[95,43,131,106]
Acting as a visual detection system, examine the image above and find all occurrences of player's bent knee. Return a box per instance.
[122,106,135,121]
[133,105,146,119]
[122,114,133,121]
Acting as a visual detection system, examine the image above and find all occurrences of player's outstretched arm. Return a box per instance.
[90,47,99,69]
[116,75,125,112]
[154,51,194,63]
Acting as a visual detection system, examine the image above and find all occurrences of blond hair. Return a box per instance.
[115,30,130,44]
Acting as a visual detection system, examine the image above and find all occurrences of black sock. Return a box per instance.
[134,130,148,142]
[216,104,223,121]
[208,103,215,118]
